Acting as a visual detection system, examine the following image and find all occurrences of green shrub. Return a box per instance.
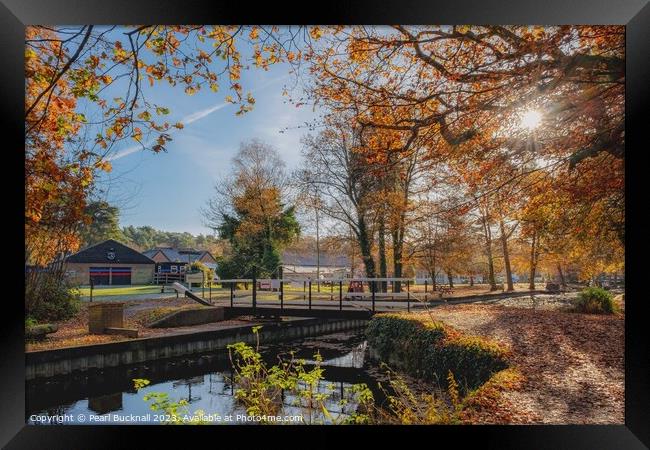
[573,287,617,314]
[365,315,446,377]
[366,314,509,392]
[25,274,81,322]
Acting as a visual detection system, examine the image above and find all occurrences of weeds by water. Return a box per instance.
[134,326,470,425]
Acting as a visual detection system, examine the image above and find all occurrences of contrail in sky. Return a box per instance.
[107,74,290,161]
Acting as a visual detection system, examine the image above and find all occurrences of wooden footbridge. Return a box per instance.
[173,277,543,319]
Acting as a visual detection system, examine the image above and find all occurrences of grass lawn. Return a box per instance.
[77,285,163,297]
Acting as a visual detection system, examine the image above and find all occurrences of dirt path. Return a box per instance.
[417,303,624,424]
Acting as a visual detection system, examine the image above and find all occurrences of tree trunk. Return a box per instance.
[499,219,514,291]
[481,212,497,291]
[315,206,320,292]
[349,226,356,277]
[529,231,538,290]
[392,229,404,293]
[357,217,376,278]
[378,219,387,292]
[428,268,437,290]
[426,245,437,290]
[557,263,566,288]
[446,270,454,288]
[469,275,474,286]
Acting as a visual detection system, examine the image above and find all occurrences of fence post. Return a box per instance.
[308,279,312,310]
[209,280,212,303]
[371,279,376,312]
[339,280,343,311]
[407,279,411,312]
[230,282,234,308]
[280,278,284,312]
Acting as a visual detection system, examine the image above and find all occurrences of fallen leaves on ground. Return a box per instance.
[412,302,624,424]
[26,297,251,351]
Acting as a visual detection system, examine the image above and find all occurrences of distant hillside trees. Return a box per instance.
[120,226,223,253]
[79,201,125,246]
[77,201,224,253]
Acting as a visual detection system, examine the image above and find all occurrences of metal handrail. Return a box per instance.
[215,277,415,283]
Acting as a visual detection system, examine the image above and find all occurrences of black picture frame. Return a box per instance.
[2,1,648,448]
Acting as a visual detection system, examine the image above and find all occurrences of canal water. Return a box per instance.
[26,331,389,425]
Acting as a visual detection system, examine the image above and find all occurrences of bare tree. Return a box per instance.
[296,123,379,277]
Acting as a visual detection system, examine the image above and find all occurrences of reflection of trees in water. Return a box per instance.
[320,341,367,368]
[29,332,376,422]
[281,380,359,423]
[88,392,123,414]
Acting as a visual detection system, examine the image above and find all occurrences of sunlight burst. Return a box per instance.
[520,110,542,130]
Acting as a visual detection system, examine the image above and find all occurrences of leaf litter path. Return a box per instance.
[421,303,624,424]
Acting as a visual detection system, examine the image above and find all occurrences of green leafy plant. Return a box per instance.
[227,326,369,424]
[25,274,81,322]
[373,366,466,424]
[133,378,208,425]
[573,287,617,314]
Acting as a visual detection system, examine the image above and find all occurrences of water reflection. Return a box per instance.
[27,331,381,425]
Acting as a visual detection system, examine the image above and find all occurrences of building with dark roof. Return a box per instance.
[142,247,218,284]
[64,239,155,286]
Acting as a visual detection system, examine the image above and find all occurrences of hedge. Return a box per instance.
[365,314,509,392]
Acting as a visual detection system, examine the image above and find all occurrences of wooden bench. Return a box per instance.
[437,285,454,296]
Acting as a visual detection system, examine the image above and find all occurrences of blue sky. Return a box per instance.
[94,31,318,235]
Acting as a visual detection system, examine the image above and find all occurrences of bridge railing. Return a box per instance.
[208,277,429,313]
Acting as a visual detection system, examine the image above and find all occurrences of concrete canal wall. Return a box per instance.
[25,317,368,380]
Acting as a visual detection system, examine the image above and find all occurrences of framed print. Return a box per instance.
[1,0,648,447]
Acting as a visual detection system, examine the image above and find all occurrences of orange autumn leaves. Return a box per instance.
[300,25,624,280]
[26,27,89,263]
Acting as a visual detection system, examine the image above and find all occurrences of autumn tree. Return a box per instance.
[204,140,300,278]
[300,25,624,286]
